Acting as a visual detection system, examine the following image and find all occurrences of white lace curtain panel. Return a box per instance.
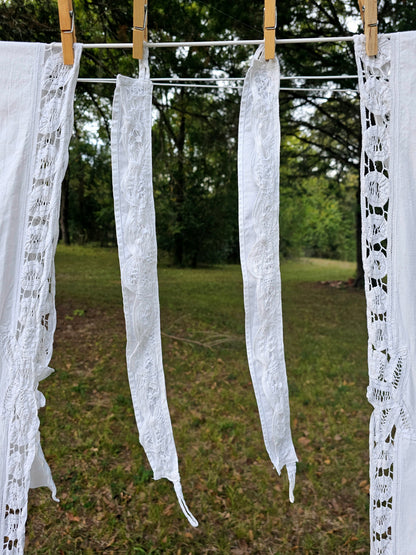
[355,31,416,555]
[111,48,198,528]
[238,46,298,500]
[0,42,81,554]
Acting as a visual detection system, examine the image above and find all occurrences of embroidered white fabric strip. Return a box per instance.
[355,31,416,555]
[111,49,198,528]
[0,42,81,553]
[238,46,297,501]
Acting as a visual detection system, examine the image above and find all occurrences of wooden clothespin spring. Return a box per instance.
[358,0,378,57]
[133,3,147,34]
[264,0,277,61]
[133,0,148,60]
[58,0,76,65]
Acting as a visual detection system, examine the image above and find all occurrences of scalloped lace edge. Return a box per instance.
[355,34,411,555]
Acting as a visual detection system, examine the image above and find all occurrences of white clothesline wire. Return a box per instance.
[76,78,358,93]
[77,75,357,83]
[79,36,358,92]
[144,75,357,81]
[77,75,358,88]
[78,75,358,84]
[82,36,354,49]
[281,87,357,93]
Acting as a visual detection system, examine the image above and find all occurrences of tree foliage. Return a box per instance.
[2,0,416,266]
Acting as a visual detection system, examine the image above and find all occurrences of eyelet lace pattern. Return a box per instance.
[238,46,297,500]
[111,49,197,528]
[1,43,81,554]
[355,35,410,555]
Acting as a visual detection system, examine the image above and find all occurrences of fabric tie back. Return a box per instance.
[111,47,198,528]
[355,31,416,555]
[238,46,298,501]
[0,42,81,553]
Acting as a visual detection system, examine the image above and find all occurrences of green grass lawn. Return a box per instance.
[26,246,370,554]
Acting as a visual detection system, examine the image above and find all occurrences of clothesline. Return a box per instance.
[79,36,357,92]
[77,73,359,93]
[82,36,355,50]
[142,75,358,81]
[280,87,357,93]
[77,75,358,83]
[76,78,358,94]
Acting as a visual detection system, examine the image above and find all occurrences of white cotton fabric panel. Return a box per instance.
[0,42,81,553]
[355,31,416,555]
[111,52,197,528]
[389,32,416,555]
[238,46,297,501]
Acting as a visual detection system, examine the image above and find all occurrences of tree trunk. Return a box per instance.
[354,137,364,288]
[173,104,186,266]
[354,181,364,287]
[60,171,71,245]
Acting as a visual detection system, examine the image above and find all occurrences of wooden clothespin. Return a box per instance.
[58,0,76,65]
[264,0,277,61]
[133,0,148,60]
[358,0,378,56]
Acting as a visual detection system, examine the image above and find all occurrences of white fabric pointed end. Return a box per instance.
[286,462,296,503]
[30,438,59,502]
[173,481,199,527]
[51,487,59,503]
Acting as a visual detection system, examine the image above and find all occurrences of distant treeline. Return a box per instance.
[2,0,414,268]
